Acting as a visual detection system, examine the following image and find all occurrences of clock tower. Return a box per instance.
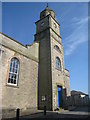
[34,5,70,111]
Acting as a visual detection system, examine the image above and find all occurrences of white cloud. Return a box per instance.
[63,17,88,56]
[72,17,79,22]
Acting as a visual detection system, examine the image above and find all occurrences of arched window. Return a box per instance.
[54,45,61,53]
[8,58,19,86]
[56,57,61,70]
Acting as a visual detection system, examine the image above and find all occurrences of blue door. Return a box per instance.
[57,86,62,107]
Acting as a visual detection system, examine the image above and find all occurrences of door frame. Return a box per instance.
[57,85,63,107]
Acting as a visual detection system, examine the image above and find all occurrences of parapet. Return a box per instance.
[0,32,39,62]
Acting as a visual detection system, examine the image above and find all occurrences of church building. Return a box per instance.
[0,5,70,117]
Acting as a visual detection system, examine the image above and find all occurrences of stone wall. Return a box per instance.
[49,16,60,36]
[50,33,63,110]
[64,69,71,96]
[0,33,39,62]
[66,95,89,107]
[0,33,39,118]
[50,28,71,110]
[35,29,52,110]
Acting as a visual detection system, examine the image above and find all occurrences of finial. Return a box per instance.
[47,2,48,7]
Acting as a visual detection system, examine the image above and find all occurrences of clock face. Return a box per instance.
[41,22,44,27]
[54,23,57,28]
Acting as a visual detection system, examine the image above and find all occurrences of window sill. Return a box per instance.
[6,84,19,88]
[56,68,61,71]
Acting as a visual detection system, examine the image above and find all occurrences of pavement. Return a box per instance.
[2,107,90,120]
[20,110,90,119]
[17,108,90,120]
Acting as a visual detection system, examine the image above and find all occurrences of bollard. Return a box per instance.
[16,108,20,120]
[44,106,46,115]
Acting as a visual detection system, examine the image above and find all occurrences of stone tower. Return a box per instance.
[34,5,70,111]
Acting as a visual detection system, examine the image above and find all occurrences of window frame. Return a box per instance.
[7,57,19,86]
[41,22,44,27]
[56,57,61,71]
[54,45,61,53]
[54,23,57,28]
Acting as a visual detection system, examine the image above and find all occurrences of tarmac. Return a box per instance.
[20,109,90,119]
[1,106,90,120]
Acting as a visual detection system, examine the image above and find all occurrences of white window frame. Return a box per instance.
[7,58,19,86]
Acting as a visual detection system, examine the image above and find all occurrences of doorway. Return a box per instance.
[57,86,62,107]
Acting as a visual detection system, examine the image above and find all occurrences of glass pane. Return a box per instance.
[15,74,16,79]
[10,67,12,72]
[56,57,61,69]
[13,74,15,79]
[13,69,15,73]
[12,67,14,73]
[10,62,12,67]
[11,79,13,83]
[13,61,15,68]
[14,80,16,84]
[16,63,18,69]
[8,58,19,85]
[15,69,17,73]
[8,78,11,83]
[11,74,14,79]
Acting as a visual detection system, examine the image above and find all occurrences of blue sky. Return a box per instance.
[2,2,88,95]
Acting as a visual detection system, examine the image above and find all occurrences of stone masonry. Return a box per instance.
[0,33,39,118]
[0,5,71,118]
[35,5,71,111]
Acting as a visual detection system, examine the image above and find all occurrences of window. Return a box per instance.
[56,46,59,51]
[54,45,61,53]
[8,58,19,86]
[54,23,57,28]
[56,57,61,70]
[41,22,44,27]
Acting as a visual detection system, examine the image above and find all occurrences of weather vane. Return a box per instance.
[47,2,48,7]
